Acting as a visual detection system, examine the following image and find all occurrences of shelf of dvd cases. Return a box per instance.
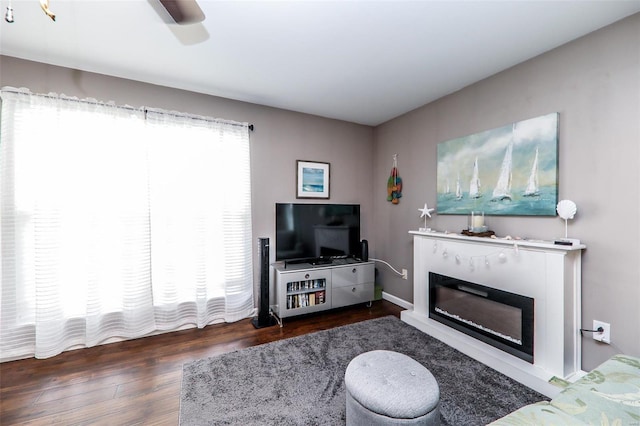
[286,278,327,309]
[274,268,331,318]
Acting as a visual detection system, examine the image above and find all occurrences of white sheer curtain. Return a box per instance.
[145,109,254,329]
[0,88,254,361]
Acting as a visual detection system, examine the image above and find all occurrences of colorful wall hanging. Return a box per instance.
[387,154,402,204]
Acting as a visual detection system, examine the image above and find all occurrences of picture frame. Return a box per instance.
[296,160,330,199]
[436,113,559,216]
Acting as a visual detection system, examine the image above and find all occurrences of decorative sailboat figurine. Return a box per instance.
[455,174,463,200]
[469,157,482,198]
[523,147,540,197]
[491,126,515,201]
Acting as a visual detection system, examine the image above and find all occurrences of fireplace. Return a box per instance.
[429,272,534,363]
[402,231,585,397]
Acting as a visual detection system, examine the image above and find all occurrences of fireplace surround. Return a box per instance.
[402,231,585,397]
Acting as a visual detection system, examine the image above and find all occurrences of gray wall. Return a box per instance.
[0,55,374,316]
[372,13,640,370]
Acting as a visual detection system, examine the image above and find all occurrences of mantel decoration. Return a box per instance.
[468,211,487,233]
[555,199,579,245]
[459,210,496,237]
[436,113,559,216]
[296,160,330,199]
[430,238,517,271]
[387,154,402,204]
[418,202,435,231]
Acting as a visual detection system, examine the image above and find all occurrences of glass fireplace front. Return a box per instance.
[429,272,534,363]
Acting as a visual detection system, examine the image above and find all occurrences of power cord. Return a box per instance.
[370,258,406,279]
[579,327,626,354]
[579,326,604,336]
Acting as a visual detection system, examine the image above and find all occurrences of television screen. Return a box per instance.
[275,203,361,262]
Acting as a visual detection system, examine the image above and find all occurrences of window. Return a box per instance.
[0,88,254,360]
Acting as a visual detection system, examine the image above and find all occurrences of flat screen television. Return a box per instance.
[275,203,361,263]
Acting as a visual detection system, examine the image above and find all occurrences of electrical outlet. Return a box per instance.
[593,320,611,344]
[401,269,408,280]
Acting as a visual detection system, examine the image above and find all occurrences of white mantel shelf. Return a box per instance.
[402,230,586,398]
[409,230,586,251]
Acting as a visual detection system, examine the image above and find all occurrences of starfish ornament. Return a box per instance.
[419,203,434,218]
[418,203,435,231]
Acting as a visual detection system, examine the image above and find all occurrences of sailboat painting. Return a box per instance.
[437,113,558,216]
[469,157,482,199]
[523,147,540,197]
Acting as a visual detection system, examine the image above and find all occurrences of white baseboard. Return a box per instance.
[382,291,413,310]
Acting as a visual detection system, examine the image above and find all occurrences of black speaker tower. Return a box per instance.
[252,237,277,328]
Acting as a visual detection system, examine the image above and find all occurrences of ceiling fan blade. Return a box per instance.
[159,0,205,24]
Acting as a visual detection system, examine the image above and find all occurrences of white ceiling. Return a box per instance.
[1,1,639,126]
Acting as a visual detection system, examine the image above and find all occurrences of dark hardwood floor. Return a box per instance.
[0,300,402,425]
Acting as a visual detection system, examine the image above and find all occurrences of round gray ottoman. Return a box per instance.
[345,350,440,425]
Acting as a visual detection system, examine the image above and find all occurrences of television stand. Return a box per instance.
[271,261,374,325]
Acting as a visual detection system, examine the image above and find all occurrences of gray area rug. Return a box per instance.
[180,316,547,425]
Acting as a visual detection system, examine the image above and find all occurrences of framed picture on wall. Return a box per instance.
[436,112,559,216]
[296,160,330,199]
